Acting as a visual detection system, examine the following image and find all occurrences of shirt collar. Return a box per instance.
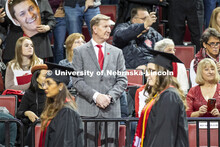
[91,38,106,48]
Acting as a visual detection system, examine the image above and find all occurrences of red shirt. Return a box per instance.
[186,83,220,117]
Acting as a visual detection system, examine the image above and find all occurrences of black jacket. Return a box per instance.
[43,106,84,147]
[113,22,163,69]
[16,88,46,126]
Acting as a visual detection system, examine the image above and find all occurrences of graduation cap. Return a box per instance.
[45,62,75,86]
[148,49,183,71]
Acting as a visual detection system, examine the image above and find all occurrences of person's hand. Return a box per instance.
[210,108,220,117]
[198,105,207,116]
[144,12,157,30]
[0,8,5,23]
[96,94,111,109]
[36,25,50,33]
[84,0,94,12]
[24,111,39,122]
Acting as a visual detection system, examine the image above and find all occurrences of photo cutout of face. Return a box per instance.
[6,0,41,37]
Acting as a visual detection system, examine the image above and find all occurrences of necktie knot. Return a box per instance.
[96,45,102,49]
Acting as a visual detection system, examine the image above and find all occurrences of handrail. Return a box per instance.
[0,119,24,147]
[3,117,220,147]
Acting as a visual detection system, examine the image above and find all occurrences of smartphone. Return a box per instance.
[207,98,216,112]
[152,5,158,14]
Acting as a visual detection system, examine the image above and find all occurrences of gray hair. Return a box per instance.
[154,38,175,52]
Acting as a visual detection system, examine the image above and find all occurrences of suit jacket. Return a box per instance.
[72,40,127,118]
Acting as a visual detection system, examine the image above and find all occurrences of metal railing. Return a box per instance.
[0,119,24,147]
[2,117,220,147]
[187,117,220,147]
[82,117,139,147]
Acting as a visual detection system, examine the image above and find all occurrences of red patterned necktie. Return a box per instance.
[96,45,104,70]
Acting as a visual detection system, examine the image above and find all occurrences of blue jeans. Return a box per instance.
[64,4,100,36]
[120,91,128,118]
[0,113,17,146]
[203,0,217,28]
[53,17,66,63]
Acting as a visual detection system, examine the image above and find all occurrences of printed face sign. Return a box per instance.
[6,0,41,37]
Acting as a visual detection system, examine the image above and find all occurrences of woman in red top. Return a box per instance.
[186,58,220,117]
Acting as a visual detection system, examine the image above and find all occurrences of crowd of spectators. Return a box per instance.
[0,0,220,146]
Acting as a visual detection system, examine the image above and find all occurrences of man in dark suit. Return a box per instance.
[72,14,127,147]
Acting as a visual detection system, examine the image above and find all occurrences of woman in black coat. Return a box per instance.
[16,64,48,145]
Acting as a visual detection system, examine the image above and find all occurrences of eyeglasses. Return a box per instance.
[42,81,57,88]
[74,41,86,44]
[207,42,220,48]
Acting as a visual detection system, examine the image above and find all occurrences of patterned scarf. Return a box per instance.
[193,48,220,72]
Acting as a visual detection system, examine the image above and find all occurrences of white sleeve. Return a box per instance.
[177,63,189,94]
[190,59,198,87]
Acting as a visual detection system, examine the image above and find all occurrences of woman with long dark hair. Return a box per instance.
[133,50,188,147]
[16,64,47,146]
[39,63,83,147]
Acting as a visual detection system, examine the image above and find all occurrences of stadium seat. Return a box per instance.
[126,69,145,86]
[99,5,117,22]
[175,45,195,69]
[188,123,218,147]
[35,123,41,147]
[0,95,17,117]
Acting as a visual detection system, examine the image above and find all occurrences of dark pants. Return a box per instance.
[168,0,204,53]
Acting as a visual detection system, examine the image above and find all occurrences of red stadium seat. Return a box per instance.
[0,95,17,117]
[126,69,145,85]
[175,45,195,69]
[35,123,41,147]
[99,5,117,22]
[188,123,219,147]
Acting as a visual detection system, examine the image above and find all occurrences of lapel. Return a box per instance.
[86,41,101,70]
[103,43,110,71]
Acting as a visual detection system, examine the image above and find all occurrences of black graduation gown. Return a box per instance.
[143,87,189,147]
[44,106,84,147]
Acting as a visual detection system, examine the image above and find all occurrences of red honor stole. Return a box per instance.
[39,120,51,147]
[132,85,174,147]
[132,98,155,147]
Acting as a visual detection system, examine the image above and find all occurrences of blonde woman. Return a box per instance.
[59,33,85,88]
[5,37,43,91]
[209,7,220,33]
[186,58,220,117]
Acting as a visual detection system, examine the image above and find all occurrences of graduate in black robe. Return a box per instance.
[43,106,83,147]
[132,50,188,147]
[143,87,188,147]
[39,63,84,147]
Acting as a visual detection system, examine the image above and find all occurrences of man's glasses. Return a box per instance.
[207,42,220,48]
